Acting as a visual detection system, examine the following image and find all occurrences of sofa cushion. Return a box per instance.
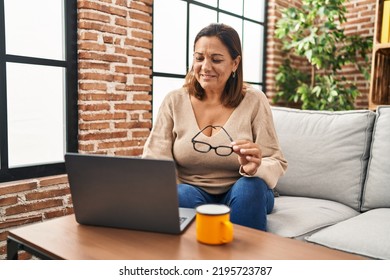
[267,196,359,239]
[362,106,390,210]
[271,107,376,211]
[306,208,390,259]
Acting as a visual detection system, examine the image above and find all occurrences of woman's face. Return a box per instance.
[193,36,240,95]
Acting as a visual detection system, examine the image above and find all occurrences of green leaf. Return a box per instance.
[305,49,313,61]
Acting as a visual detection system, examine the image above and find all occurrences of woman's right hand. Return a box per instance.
[231,140,262,176]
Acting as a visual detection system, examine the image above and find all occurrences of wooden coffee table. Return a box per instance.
[7,214,366,260]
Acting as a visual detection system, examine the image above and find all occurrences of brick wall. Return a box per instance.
[0,0,375,260]
[0,175,72,259]
[78,0,153,156]
[343,0,376,108]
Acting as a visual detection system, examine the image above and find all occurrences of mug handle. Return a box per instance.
[221,220,233,243]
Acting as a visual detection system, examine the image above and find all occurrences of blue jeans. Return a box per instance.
[178,177,274,231]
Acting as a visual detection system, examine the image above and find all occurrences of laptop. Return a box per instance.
[64,153,196,234]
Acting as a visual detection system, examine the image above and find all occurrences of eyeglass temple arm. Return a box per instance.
[191,125,234,142]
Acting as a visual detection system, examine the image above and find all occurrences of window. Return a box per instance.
[152,0,267,122]
[0,0,78,182]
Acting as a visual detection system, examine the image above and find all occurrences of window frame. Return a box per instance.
[0,0,78,182]
[151,0,269,122]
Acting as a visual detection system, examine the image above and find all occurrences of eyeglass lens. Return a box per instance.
[193,142,233,156]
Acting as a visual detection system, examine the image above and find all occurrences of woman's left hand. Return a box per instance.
[231,140,262,176]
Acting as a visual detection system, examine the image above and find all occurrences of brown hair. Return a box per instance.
[184,23,244,108]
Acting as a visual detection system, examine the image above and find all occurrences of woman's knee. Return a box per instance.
[229,177,274,214]
[233,177,269,196]
[177,184,207,208]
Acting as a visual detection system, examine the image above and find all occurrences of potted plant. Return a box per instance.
[274,0,372,110]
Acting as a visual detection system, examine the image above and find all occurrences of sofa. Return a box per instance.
[267,105,390,260]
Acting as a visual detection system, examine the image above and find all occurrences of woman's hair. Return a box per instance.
[184,23,245,108]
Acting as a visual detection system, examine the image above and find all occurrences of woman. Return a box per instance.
[143,23,287,231]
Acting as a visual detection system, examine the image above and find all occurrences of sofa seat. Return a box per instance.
[268,196,359,240]
[306,208,390,259]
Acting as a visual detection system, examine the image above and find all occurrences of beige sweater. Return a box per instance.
[142,87,287,194]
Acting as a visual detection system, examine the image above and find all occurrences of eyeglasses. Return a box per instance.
[191,125,234,156]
